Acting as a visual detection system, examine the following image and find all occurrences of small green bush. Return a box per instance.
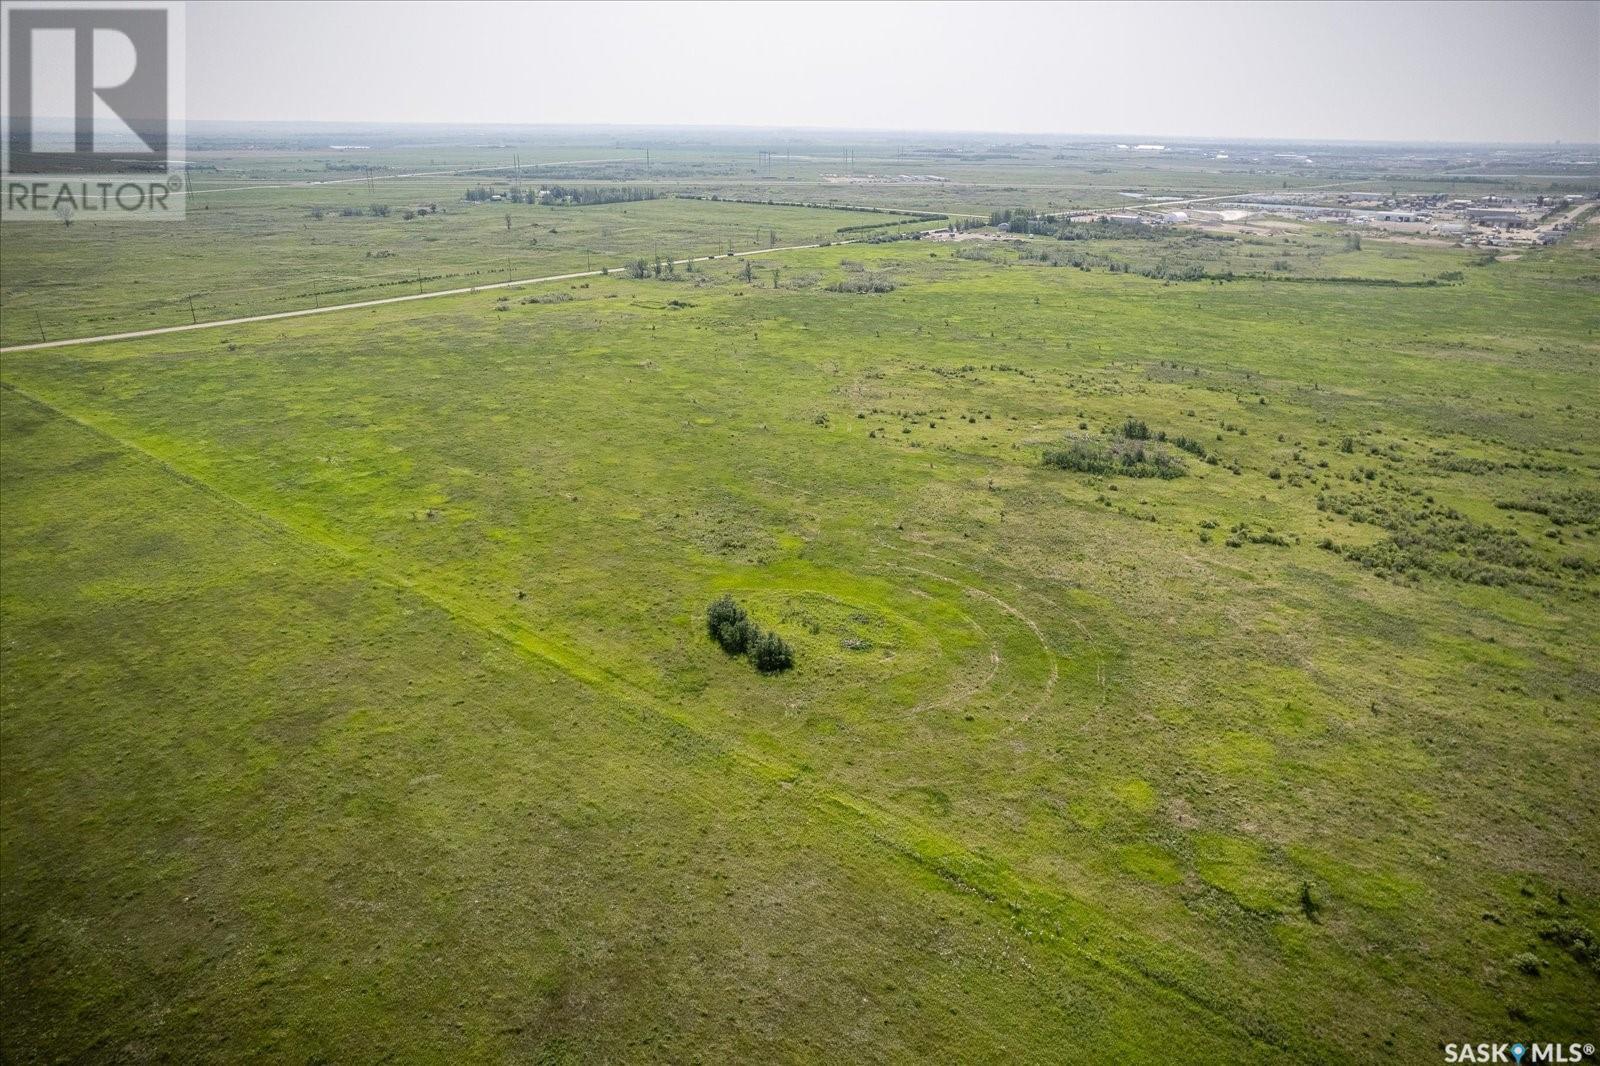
[751,631,795,673]
[1042,435,1186,479]
[707,595,755,653]
[1540,920,1599,973]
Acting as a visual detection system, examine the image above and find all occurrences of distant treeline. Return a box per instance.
[464,185,534,203]
[539,185,659,206]
[836,215,947,234]
[990,207,1168,240]
[1219,273,1458,287]
[462,185,659,206]
[684,194,943,222]
[1017,244,1459,286]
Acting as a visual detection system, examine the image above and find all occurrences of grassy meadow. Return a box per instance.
[0,193,931,347]
[2,142,1598,1062]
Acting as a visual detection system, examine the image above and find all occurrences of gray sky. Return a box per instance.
[189,0,1600,142]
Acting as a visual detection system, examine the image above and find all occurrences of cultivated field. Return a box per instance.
[2,133,1597,1062]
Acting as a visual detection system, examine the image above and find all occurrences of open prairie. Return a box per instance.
[4,126,1598,1060]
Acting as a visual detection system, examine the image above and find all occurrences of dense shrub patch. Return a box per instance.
[827,273,896,294]
[1314,486,1596,587]
[1042,419,1188,480]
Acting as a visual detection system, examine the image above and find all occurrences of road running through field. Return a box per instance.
[0,240,881,354]
[0,179,1383,354]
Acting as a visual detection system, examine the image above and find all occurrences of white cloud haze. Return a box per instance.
[188,0,1600,142]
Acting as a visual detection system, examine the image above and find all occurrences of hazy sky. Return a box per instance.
[188,0,1599,142]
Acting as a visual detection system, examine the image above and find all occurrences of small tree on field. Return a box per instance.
[707,595,757,654]
[741,259,754,283]
[751,631,795,673]
[707,594,743,635]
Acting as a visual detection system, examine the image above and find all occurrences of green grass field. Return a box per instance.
[0,193,932,346]
[3,137,1598,1061]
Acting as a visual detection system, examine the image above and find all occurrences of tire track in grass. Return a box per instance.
[873,545,1061,725]
[2,381,1320,1062]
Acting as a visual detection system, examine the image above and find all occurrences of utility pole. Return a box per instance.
[35,312,45,342]
[188,295,197,324]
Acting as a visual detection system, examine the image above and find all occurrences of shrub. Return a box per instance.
[751,631,795,673]
[1540,920,1599,973]
[1120,417,1151,440]
[1510,952,1544,976]
[720,617,759,654]
[1042,435,1186,479]
[827,273,895,293]
[707,595,753,653]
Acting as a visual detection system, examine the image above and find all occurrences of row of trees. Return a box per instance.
[466,185,661,206]
[624,254,701,278]
[540,185,659,206]
[688,194,940,220]
[464,185,545,204]
[308,204,391,219]
[989,207,1165,241]
[706,595,794,673]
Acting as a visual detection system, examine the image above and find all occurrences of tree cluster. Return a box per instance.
[539,186,659,206]
[706,595,795,673]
